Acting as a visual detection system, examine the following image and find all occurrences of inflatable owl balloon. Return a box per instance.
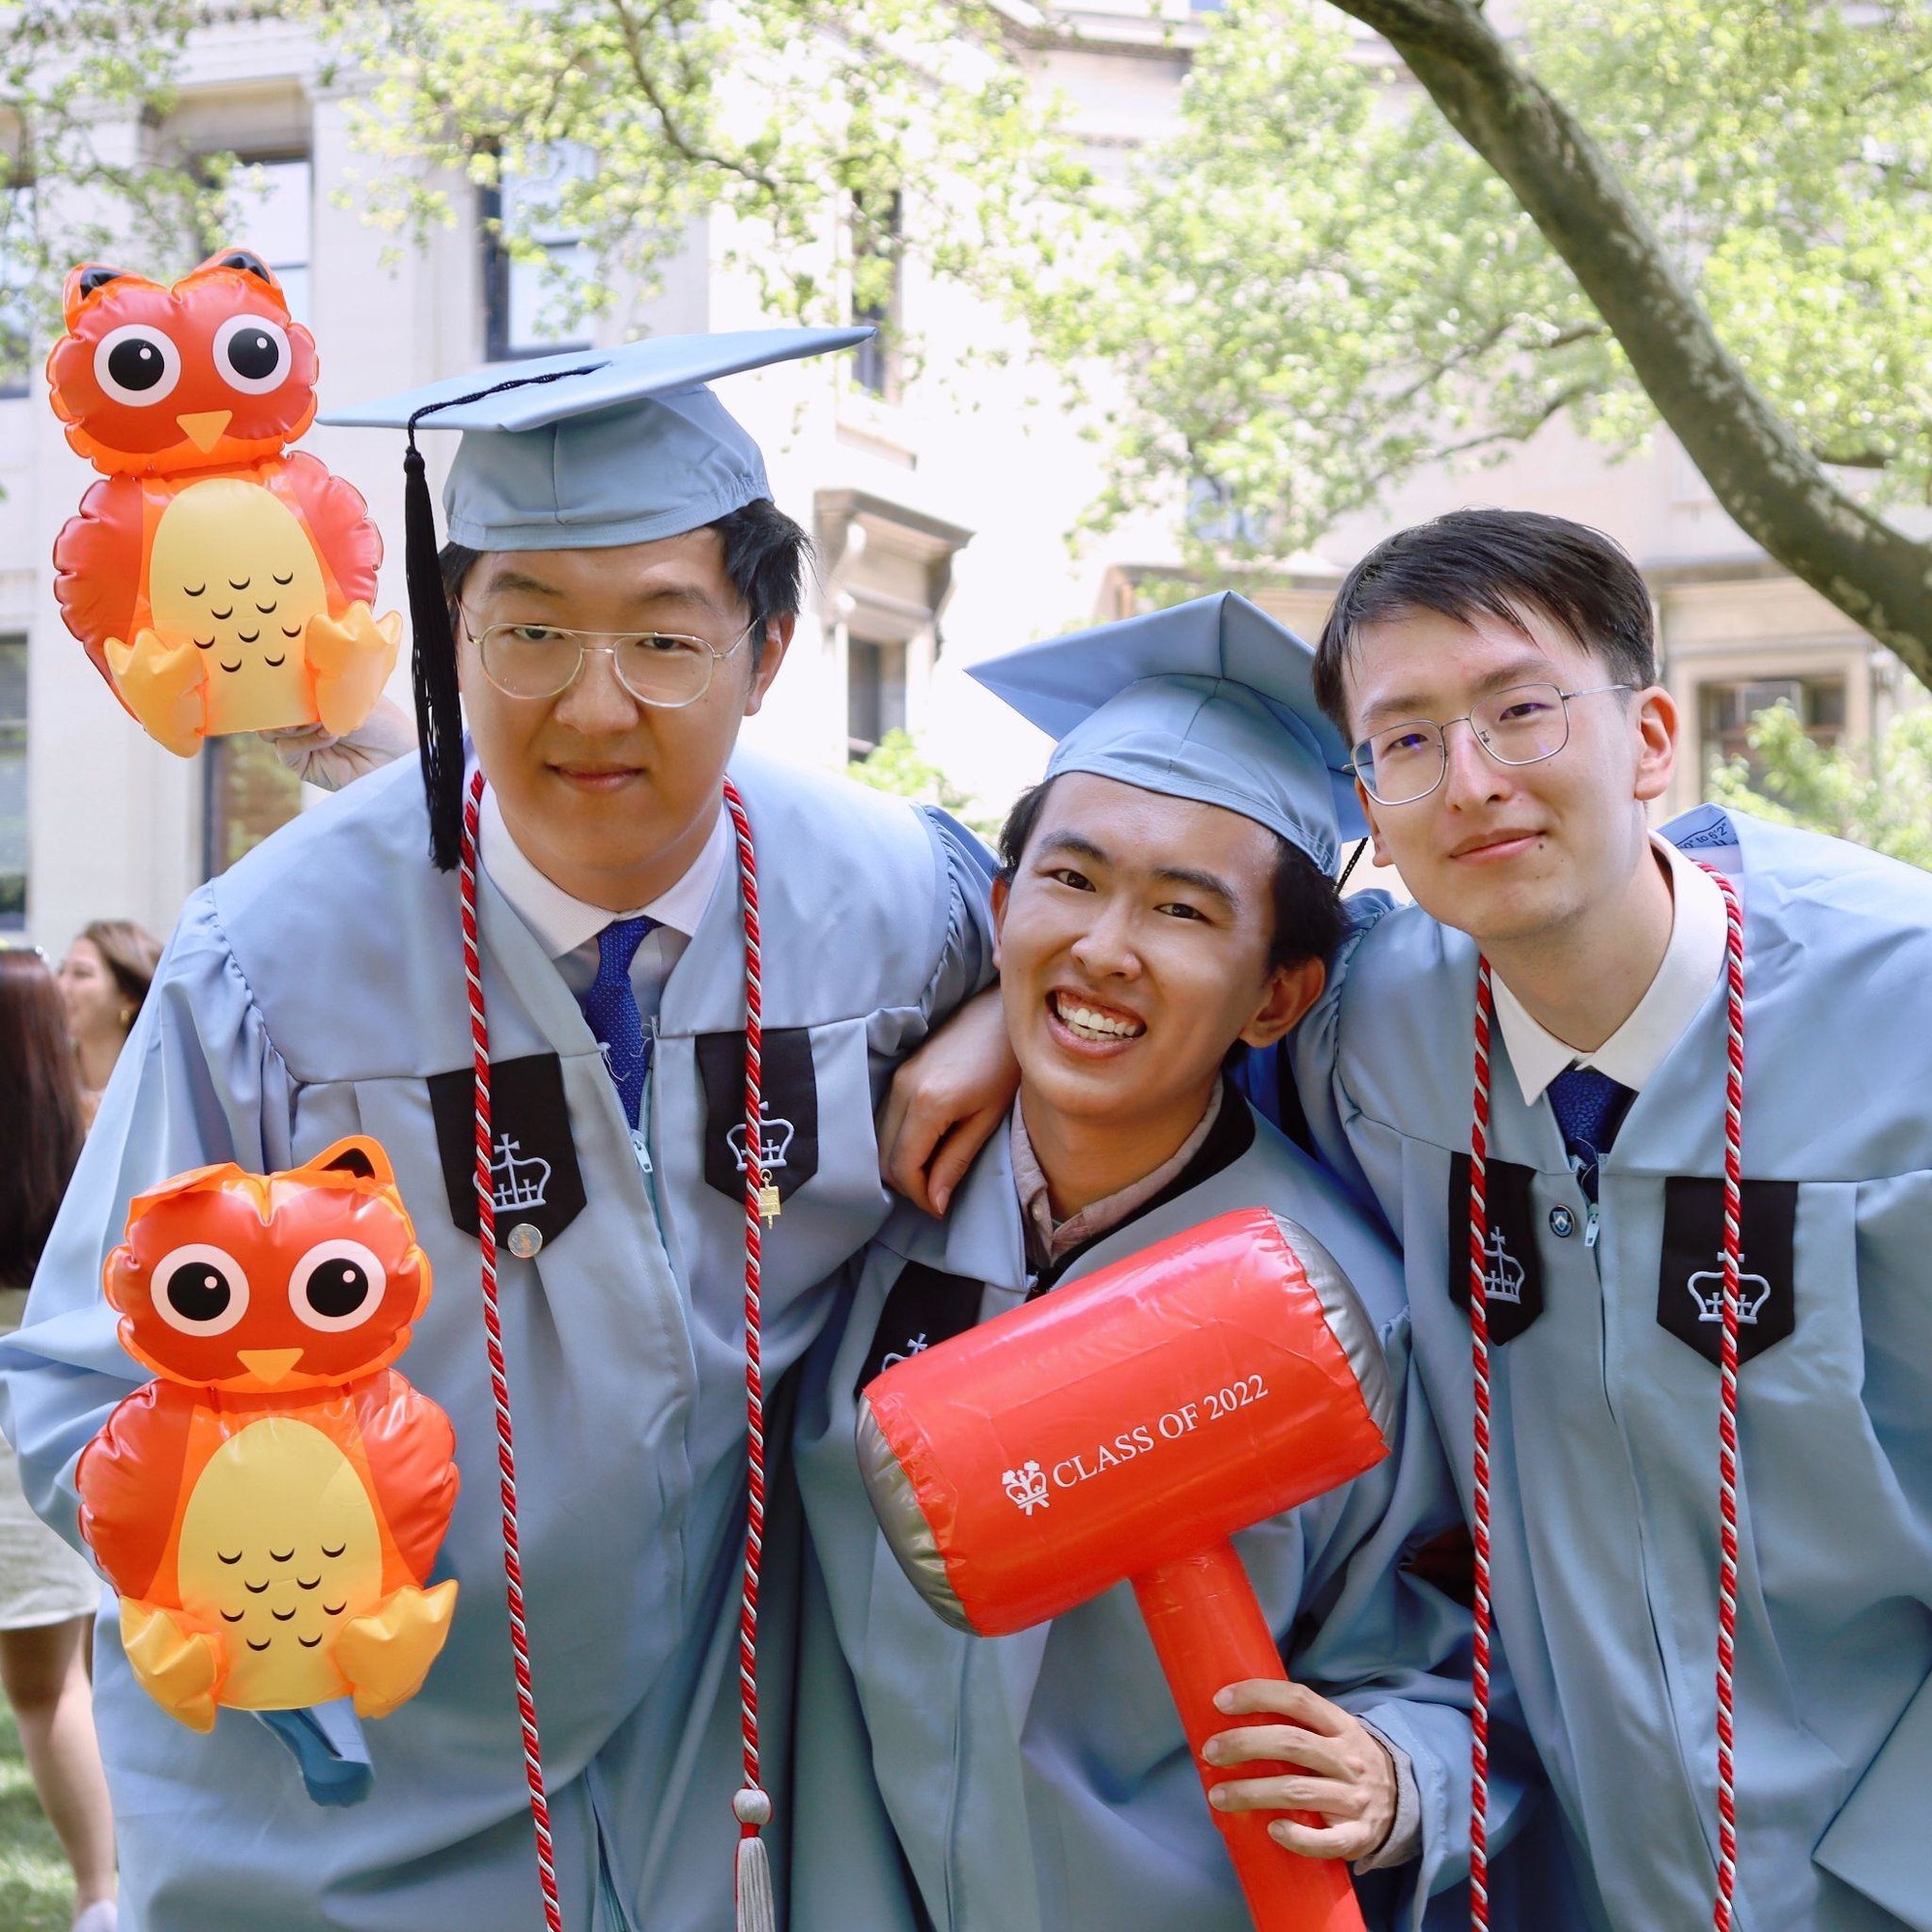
[47,247,402,755]
[76,1138,459,1732]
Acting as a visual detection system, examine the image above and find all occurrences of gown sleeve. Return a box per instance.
[913,806,1000,1029]
[0,889,298,1549]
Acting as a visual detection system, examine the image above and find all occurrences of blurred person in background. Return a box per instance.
[56,923,161,1126]
[0,950,117,1932]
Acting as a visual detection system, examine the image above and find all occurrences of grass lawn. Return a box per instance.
[0,1702,73,1932]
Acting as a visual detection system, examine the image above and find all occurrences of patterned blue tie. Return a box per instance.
[1547,1065,1634,1203]
[579,916,658,1129]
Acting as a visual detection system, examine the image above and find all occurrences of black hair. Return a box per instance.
[425,497,812,866]
[997,776,1347,977]
[1312,507,1658,733]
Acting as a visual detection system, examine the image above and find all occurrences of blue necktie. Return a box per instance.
[579,916,658,1129]
[1547,1065,1634,1203]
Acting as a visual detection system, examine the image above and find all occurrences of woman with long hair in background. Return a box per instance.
[56,922,160,1127]
[0,951,117,1932]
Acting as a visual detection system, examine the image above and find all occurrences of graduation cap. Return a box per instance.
[969,591,1367,876]
[320,327,871,868]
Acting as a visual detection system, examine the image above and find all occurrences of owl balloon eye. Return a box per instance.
[212,313,292,396]
[93,324,183,407]
[289,1239,386,1333]
[151,1244,249,1335]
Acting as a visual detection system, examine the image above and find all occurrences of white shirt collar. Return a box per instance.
[1492,836,1730,1107]
[478,782,731,960]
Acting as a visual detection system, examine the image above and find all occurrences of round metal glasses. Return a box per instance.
[1350,682,1633,806]
[462,611,757,708]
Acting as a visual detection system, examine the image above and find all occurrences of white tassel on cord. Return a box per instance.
[734,1788,776,1932]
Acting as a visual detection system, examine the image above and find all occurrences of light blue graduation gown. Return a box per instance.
[1287,806,1932,1932]
[0,748,993,1932]
[790,1093,1482,1932]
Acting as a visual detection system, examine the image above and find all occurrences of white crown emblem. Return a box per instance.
[881,1332,929,1370]
[1002,1460,1049,1517]
[727,1109,796,1175]
[1480,1230,1525,1307]
[1688,1256,1773,1325]
[490,1134,552,1212]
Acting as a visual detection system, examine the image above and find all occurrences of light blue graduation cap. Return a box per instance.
[969,591,1366,875]
[321,327,870,868]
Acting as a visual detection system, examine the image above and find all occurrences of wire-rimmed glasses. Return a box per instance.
[1350,683,1632,806]
[462,611,757,709]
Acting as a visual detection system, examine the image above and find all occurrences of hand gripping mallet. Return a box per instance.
[858,1207,1394,1932]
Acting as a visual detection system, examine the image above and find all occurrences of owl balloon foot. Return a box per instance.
[122,1598,222,1731]
[336,1579,458,1720]
[104,631,206,759]
[305,603,402,740]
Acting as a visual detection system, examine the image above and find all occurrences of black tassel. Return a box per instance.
[404,430,464,871]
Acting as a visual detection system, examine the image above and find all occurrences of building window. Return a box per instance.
[0,636,24,928]
[203,735,303,879]
[220,156,313,326]
[848,636,908,759]
[482,148,594,360]
[851,191,902,400]
[1700,675,1845,778]
[0,183,36,397]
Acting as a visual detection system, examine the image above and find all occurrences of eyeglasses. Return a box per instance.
[1350,683,1633,807]
[461,611,757,708]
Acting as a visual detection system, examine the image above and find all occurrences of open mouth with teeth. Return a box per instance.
[1047,989,1148,1047]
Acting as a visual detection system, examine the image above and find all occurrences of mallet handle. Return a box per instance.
[1132,1542,1367,1932]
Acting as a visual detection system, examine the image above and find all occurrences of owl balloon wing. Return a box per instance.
[45,248,401,756]
[77,1136,460,1734]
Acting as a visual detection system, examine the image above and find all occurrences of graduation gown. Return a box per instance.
[0,748,994,1932]
[790,1087,1480,1932]
[1287,806,1932,1932]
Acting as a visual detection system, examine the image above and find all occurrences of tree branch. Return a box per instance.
[1321,0,1932,689]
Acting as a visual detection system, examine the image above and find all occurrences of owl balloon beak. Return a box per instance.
[238,1348,303,1386]
[176,409,233,452]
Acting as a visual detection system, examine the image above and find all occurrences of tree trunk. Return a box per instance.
[1321,0,1932,691]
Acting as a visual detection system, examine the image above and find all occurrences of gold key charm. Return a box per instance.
[759,1183,781,1226]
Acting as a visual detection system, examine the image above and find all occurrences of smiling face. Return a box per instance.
[1340,603,1676,950]
[457,531,789,910]
[994,773,1319,1151]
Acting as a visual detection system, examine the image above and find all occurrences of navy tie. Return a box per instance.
[579,916,658,1129]
[1547,1065,1634,1204]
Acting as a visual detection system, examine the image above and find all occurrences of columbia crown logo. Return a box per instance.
[727,1109,796,1175]
[1002,1461,1049,1517]
[1688,1255,1774,1325]
[490,1134,552,1212]
[1481,1229,1525,1307]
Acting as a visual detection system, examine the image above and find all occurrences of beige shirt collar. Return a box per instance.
[1492,836,1729,1108]
[478,782,730,961]
[1010,1084,1225,1270]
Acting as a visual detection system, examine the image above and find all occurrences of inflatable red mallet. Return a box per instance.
[859,1207,1394,1932]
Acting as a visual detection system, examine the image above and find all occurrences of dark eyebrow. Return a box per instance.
[1035,830,1110,867]
[1360,652,1560,729]
[1151,865,1238,912]
[480,566,565,601]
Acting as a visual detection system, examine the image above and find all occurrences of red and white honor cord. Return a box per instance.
[1709,864,1746,1931]
[1466,957,1496,1930]
[459,770,775,1931]
[721,777,777,1887]
[461,768,564,1932]
[1464,867,1747,1932]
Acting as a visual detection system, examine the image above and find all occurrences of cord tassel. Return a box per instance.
[734,1792,776,1932]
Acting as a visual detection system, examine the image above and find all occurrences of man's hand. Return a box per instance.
[878,985,1019,1214]
[1203,1678,1398,1862]
[264,694,416,791]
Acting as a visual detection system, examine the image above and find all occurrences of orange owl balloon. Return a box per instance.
[47,247,402,756]
[76,1137,460,1733]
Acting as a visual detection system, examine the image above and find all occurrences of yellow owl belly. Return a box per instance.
[149,477,327,735]
[175,1418,384,1711]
